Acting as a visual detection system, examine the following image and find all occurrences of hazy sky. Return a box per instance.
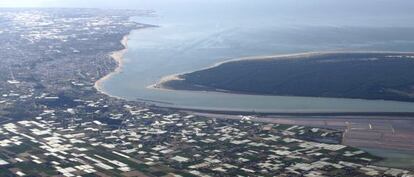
[1,0,413,27]
[0,0,163,9]
[0,0,62,7]
[2,0,414,11]
[0,0,204,9]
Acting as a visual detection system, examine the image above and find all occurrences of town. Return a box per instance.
[1,105,412,177]
[0,8,413,177]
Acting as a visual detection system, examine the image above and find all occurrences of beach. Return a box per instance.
[100,17,414,114]
[148,74,184,90]
[94,35,129,98]
[151,51,414,92]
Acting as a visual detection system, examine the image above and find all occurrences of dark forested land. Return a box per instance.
[163,52,414,102]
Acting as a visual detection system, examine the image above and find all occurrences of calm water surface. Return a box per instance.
[100,0,414,113]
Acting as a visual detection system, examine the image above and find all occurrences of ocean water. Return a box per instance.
[361,148,414,169]
[100,0,414,112]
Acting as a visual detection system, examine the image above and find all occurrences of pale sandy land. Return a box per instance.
[147,74,184,90]
[148,51,330,90]
[94,35,129,98]
[150,50,414,91]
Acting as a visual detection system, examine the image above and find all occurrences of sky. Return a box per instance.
[0,0,152,8]
[1,0,414,11]
[1,0,413,27]
[0,0,205,9]
[0,0,59,7]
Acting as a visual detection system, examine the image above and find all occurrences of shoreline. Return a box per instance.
[147,73,183,90]
[94,35,129,99]
[148,51,343,90]
[91,35,414,168]
[96,36,414,110]
[150,51,414,103]
[148,51,333,91]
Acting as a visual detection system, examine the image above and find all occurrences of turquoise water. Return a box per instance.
[100,0,414,113]
[361,148,414,169]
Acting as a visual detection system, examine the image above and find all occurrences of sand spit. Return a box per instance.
[150,51,414,91]
[94,35,129,98]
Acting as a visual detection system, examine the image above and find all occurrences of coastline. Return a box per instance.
[90,34,414,168]
[150,51,414,93]
[94,35,129,99]
[148,51,330,91]
[148,74,184,90]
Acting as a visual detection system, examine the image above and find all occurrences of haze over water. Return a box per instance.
[99,0,414,112]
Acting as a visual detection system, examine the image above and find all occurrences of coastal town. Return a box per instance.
[0,8,413,177]
[1,107,412,177]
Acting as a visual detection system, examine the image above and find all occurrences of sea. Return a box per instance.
[99,0,414,113]
[39,0,414,168]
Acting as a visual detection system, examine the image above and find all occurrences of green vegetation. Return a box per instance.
[6,141,36,154]
[15,162,59,176]
[166,52,414,102]
[0,169,14,176]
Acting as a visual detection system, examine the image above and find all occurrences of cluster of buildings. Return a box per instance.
[0,8,412,177]
[0,99,413,176]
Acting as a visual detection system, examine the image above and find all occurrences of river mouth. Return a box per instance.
[99,0,414,113]
[97,2,414,169]
[98,23,414,113]
[152,51,414,105]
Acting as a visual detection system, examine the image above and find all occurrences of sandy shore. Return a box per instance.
[148,74,184,90]
[150,50,414,92]
[148,52,327,91]
[94,35,129,98]
[148,51,354,91]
